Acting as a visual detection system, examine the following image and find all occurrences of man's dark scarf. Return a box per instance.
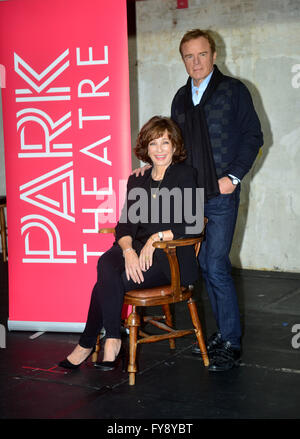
[183,65,224,201]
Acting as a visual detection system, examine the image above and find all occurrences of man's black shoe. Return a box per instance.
[192,332,222,357]
[208,341,241,372]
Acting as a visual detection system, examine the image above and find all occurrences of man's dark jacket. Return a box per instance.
[171,65,263,182]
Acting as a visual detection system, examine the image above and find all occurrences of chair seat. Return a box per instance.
[124,285,193,307]
[125,284,179,299]
[0,196,6,207]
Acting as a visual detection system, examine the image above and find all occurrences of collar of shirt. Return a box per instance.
[191,68,214,106]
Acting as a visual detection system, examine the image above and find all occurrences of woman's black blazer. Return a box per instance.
[115,163,203,285]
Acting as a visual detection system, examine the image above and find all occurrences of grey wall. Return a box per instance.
[135,0,300,272]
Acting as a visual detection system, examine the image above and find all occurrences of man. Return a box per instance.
[171,29,263,371]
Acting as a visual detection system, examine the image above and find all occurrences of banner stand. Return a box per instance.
[8,321,85,333]
[0,0,131,332]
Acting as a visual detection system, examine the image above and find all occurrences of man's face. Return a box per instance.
[181,36,216,87]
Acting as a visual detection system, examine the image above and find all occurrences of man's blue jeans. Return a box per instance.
[198,186,241,348]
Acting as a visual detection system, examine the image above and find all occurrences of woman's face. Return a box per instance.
[147,130,174,169]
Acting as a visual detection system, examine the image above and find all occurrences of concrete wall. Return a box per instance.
[135,0,300,273]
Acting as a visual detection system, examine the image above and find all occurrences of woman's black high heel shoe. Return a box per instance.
[94,345,126,372]
[58,346,95,370]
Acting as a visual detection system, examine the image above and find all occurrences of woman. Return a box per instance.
[59,116,201,371]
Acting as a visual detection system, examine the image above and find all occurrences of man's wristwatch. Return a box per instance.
[158,231,164,241]
[228,174,240,186]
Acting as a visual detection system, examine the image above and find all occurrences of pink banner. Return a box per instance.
[0,0,131,331]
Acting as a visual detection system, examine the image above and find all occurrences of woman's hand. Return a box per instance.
[124,249,144,284]
[139,236,156,272]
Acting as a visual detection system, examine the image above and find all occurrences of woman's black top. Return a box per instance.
[114,163,202,285]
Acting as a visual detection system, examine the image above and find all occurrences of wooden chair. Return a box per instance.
[0,196,7,263]
[93,220,209,385]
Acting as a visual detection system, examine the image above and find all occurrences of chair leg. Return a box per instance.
[0,207,7,263]
[162,304,175,349]
[127,306,140,386]
[187,299,209,366]
[92,334,101,363]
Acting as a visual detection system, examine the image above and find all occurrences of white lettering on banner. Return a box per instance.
[15,46,114,263]
[81,177,113,196]
[80,135,112,165]
[78,76,109,97]
[19,162,75,222]
[76,46,108,65]
[83,244,104,264]
[92,181,121,226]
[78,108,110,129]
[82,208,113,233]
[17,108,72,158]
[14,49,70,101]
[21,215,76,263]
[77,45,114,244]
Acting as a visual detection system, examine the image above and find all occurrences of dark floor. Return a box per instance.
[0,257,300,422]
